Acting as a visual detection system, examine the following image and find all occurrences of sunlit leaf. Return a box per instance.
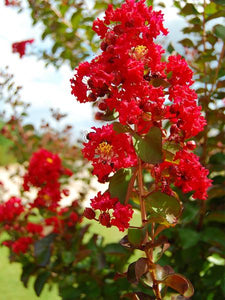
[133,127,162,164]
[145,191,183,227]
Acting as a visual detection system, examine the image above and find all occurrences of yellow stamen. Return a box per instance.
[133,45,148,60]
[43,194,51,201]
[46,158,53,164]
[97,142,113,156]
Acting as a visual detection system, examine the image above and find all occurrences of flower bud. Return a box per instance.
[83,208,95,220]
[186,140,196,150]
[99,212,111,227]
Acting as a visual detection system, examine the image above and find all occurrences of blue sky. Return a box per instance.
[0,0,185,138]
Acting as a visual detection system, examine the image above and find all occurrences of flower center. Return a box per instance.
[133,45,148,60]
[43,194,51,201]
[96,142,113,157]
[46,158,53,164]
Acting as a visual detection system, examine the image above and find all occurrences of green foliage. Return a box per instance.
[145,191,183,227]
[109,168,132,203]
[133,127,163,164]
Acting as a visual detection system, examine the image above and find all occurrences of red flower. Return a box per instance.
[32,183,62,209]
[26,223,43,235]
[83,208,96,220]
[83,124,137,182]
[12,237,33,254]
[23,149,71,190]
[0,197,24,223]
[67,212,79,227]
[91,191,118,212]
[12,39,34,58]
[89,192,133,231]
[168,85,206,139]
[111,202,134,232]
[173,150,212,200]
[45,216,62,234]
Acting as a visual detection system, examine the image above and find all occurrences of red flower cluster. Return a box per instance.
[0,150,81,256]
[12,39,34,58]
[23,149,72,209]
[45,206,80,233]
[11,237,33,254]
[85,192,133,231]
[72,0,211,230]
[173,150,212,200]
[83,124,137,182]
[0,197,24,223]
[1,198,80,254]
[152,149,212,200]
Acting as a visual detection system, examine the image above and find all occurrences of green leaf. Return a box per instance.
[59,286,82,300]
[128,227,146,246]
[151,77,170,88]
[146,0,154,7]
[113,122,131,134]
[179,38,194,48]
[162,273,194,297]
[212,0,225,6]
[71,10,82,29]
[127,262,137,283]
[133,127,162,164]
[205,2,218,15]
[208,185,225,200]
[135,258,149,281]
[205,212,225,224]
[181,3,199,15]
[127,258,148,283]
[145,191,183,227]
[201,227,225,248]
[94,1,109,10]
[21,263,36,288]
[158,2,166,8]
[167,43,175,54]
[178,228,200,249]
[34,233,56,266]
[206,10,225,22]
[213,24,225,40]
[104,243,128,255]
[62,251,75,265]
[109,168,132,203]
[34,272,50,297]
[23,124,34,131]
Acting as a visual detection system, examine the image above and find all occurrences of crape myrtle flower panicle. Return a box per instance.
[23,148,72,190]
[12,39,34,58]
[83,124,137,182]
[88,191,133,232]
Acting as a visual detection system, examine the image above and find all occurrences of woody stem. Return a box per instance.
[137,158,162,300]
